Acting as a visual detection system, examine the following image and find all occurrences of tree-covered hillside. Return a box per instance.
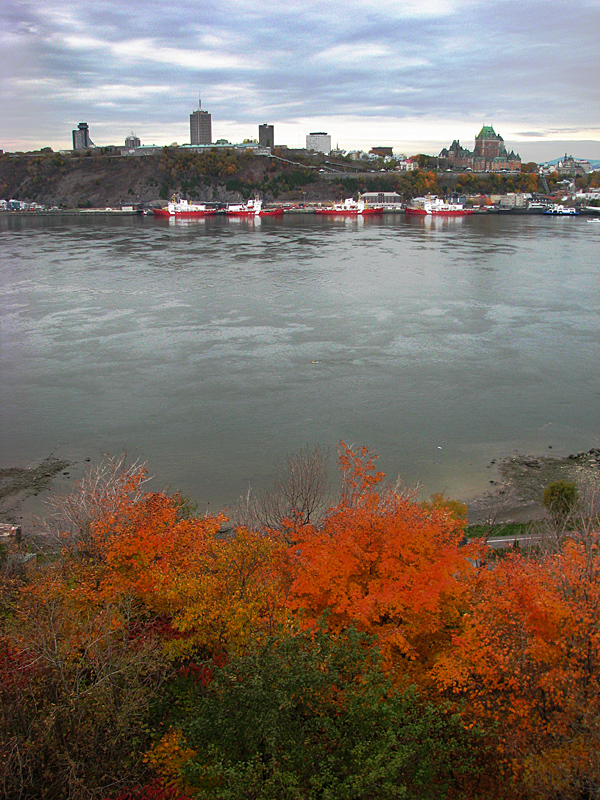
[4,147,595,208]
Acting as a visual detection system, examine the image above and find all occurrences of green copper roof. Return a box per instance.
[477,125,497,139]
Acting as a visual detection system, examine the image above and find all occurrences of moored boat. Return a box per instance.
[258,206,284,217]
[153,199,216,218]
[544,204,579,216]
[224,199,284,217]
[225,199,261,216]
[405,195,473,216]
[315,197,383,216]
[527,200,551,213]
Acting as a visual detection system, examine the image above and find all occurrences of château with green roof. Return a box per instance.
[439,125,521,173]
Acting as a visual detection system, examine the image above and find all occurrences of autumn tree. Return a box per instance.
[43,453,150,552]
[232,444,330,538]
[286,443,477,683]
[0,576,169,799]
[542,479,578,520]
[0,458,290,798]
[434,524,600,799]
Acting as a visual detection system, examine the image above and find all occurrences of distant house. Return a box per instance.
[395,159,417,172]
[370,146,393,157]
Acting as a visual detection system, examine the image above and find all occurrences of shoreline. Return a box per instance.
[466,448,600,525]
[2,448,599,534]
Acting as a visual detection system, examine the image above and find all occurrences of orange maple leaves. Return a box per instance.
[434,538,600,795]
[285,442,475,680]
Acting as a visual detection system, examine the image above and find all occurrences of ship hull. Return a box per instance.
[315,208,383,216]
[405,207,474,216]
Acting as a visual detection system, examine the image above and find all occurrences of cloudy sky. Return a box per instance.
[2,0,599,160]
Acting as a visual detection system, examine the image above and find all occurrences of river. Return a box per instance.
[1,211,598,513]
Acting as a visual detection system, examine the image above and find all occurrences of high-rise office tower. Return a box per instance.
[190,99,212,145]
[259,123,274,149]
[125,133,141,149]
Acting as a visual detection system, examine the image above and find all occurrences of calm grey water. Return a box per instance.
[1,212,598,511]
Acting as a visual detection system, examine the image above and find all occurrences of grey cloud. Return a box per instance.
[1,0,598,155]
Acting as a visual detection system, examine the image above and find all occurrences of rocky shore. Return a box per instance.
[467,448,600,525]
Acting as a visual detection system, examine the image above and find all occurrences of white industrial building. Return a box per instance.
[306,132,331,154]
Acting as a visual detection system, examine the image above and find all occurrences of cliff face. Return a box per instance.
[0,149,328,207]
[0,148,436,207]
[0,148,543,208]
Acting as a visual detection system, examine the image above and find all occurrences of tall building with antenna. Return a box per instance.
[190,98,212,145]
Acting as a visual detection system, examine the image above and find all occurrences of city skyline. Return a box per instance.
[2,0,599,161]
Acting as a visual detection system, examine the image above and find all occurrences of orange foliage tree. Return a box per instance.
[70,484,289,658]
[434,535,600,799]
[286,443,477,683]
[1,461,290,797]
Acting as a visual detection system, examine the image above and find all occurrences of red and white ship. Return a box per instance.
[153,199,216,218]
[225,199,284,217]
[225,198,262,216]
[315,197,383,216]
[405,195,473,216]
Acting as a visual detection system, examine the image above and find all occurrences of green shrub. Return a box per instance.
[542,480,578,517]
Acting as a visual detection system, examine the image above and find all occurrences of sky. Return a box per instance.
[2,0,599,161]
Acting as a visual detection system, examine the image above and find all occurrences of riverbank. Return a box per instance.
[3,448,599,535]
[467,448,600,525]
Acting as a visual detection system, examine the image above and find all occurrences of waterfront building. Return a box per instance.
[439,125,521,173]
[72,122,94,150]
[306,132,331,155]
[360,191,403,208]
[497,192,530,208]
[125,133,141,149]
[190,99,212,145]
[259,124,274,149]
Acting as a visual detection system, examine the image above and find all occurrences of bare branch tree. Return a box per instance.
[231,445,330,536]
[42,454,150,550]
